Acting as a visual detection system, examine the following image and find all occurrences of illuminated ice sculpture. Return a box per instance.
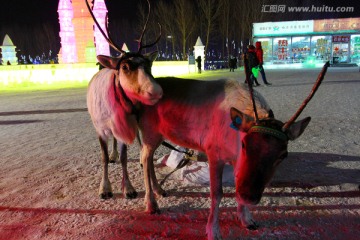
[194,36,205,71]
[93,0,110,56]
[57,0,109,63]
[58,0,77,63]
[1,34,18,65]
[72,0,95,63]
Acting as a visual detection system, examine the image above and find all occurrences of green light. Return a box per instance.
[0,61,194,92]
[0,63,98,92]
[305,56,316,67]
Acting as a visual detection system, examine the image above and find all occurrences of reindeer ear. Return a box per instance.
[97,55,121,70]
[285,117,311,140]
[144,51,158,62]
[230,107,253,132]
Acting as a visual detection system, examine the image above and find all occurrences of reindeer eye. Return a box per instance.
[241,141,245,149]
[122,64,129,71]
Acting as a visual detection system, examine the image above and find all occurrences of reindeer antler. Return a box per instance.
[244,54,260,124]
[136,0,162,54]
[85,0,125,54]
[282,61,330,131]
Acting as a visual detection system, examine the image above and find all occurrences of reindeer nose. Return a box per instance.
[149,86,163,99]
[158,89,163,98]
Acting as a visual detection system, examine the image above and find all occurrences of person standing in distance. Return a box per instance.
[196,56,202,74]
[255,41,272,86]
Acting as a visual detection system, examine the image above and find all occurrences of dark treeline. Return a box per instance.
[0,0,358,63]
[110,0,267,61]
[111,0,359,62]
[0,0,60,62]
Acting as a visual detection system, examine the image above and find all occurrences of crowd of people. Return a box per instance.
[244,41,272,87]
[222,41,272,87]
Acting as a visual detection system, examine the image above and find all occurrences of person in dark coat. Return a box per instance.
[229,57,235,72]
[196,56,202,73]
[255,41,271,85]
[245,45,260,86]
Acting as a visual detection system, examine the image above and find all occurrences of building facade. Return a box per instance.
[253,17,360,65]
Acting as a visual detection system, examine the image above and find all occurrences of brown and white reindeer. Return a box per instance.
[135,62,329,239]
[85,0,162,199]
[85,0,329,238]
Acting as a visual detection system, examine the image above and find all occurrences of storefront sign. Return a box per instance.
[277,40,288,60]
[332,36,350,43]
[316,39,329,55]
[254,18,360,37]
[314,18,360,33]
[253,20,314,36]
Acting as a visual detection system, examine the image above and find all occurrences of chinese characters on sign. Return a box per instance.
[278,40,288,60]
[316,39,329,55]
[258,24,311,32]
[253,20,314,36]
[314,19,360,32]
[261,5,286,13]
[332,36,350,43]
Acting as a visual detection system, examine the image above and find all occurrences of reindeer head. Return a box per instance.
[86,0,163,105]
[231,62,329,205]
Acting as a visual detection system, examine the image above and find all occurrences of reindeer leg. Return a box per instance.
[98,136,113,199]
[149,155,167,198]
[206,157,225,240]
[109,137,119,163]
[235,192,259,230]
[141,144,160,214]
[139,135,166,197]
[119,142,138,199]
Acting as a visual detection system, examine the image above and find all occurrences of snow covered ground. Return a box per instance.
[0,67,359,239]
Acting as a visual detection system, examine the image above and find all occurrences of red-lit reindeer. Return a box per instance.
[86,0,329,239]
[135,62,328,239]
[85,0,162,199]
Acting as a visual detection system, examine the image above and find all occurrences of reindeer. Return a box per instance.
[85,0,329,238]
[85,0,162,199]
[133,62,329,239]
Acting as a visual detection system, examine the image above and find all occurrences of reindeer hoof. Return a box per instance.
[146,203,161,214]
[125,191,138,199]
[247,221,259,230]
[148,208,161,215]
[100,192,113,199]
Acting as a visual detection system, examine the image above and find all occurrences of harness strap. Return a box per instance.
[160,158,190,186]
[159,141,197,186]
[161,141,191,156]
[248,126,288,141]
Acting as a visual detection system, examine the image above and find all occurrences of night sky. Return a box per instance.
[0,0,143,57]
[0,0,359,58]
[1,0,358,24]
[0,1,140,23]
